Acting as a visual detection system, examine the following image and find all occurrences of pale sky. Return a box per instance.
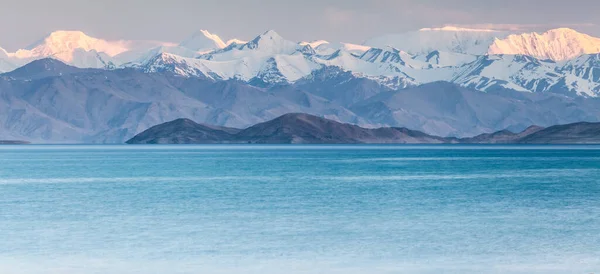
[1,0,599,50]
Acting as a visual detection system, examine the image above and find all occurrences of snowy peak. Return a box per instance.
[0,31,175,70]
[137,51,213,79]
[258,30,284,40]
[26,31,92,49]
[20,30,129,59]
[543,28,589,38]
[0,30,134,69]
[242,30,300,54]
[488,28,600,61]
[179,29,226,52]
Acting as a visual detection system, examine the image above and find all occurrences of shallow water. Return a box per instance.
[1,145,599,273]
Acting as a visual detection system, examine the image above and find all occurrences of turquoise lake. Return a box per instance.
[1,145,599,273]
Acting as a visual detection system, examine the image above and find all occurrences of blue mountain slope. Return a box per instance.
[3,59,600,143]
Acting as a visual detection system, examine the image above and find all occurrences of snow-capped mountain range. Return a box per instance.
[3,27,600,97]
[1,27,600,96]
[5,26,600,143]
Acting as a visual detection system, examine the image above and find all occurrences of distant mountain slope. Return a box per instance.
[4,59,600,143]
[0,59,366,143]
[0,140,30,144]
[517,122,600,144]
[127,113,453,144]
[125,118,240,144]
[235,113,451,144]
[455,121,600,144]
[350,82,600,137]
[3,58,90,80]
[127,114,600,145]
[461,126,545,144]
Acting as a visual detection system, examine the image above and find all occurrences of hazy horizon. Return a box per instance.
[1,0,599,51]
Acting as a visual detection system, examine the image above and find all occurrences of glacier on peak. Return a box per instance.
[488,28,600,61]
[17,30,130,60]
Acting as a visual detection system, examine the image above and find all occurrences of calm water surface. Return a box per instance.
[1,145,599,274]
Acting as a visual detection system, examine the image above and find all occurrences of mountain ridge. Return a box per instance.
[489,28,600,61]
[3,28,600,97]
[127,113,454,144]
[126,113,600,145]
[4,59,600,143]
